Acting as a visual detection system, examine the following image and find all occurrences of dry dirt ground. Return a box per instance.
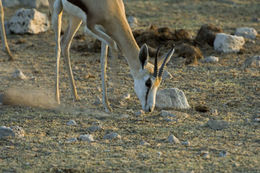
[0,0,259,172]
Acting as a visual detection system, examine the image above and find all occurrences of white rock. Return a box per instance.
[10,126,25,138]
[202,56,219,63]
[87,125,102,132]
[127,16,138,29]
[13,69,27,80]
[0,126,15,139]
[214,33,245,53]
[156,88,190,110]
[66,137,77,143]
[79,134,94,142]
[8,8,50,34]
[122,93,131,100]
[167,134,180,144]
[66,120,77,126]
[20,0,49,8]
[161,110,176,117]
[103,132,121,140]
[2,0,20,7]
[235,27,258,40]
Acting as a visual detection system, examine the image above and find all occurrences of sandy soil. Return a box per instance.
[0,0,259,172]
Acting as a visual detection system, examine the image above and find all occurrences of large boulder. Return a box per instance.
[214,33,245,53]
[156,88,190,110]
[7,8,50,34]
[235,27,258,40]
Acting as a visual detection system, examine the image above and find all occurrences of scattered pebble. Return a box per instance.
[93,96,102,105]
[0,126,25,139]
[207,119,229,130]
[211,109,218,116]
[66,137,77,143]
[103,132,121,140]
[235,27,258,40]
[78,134,94,142]
[254,117,260,122]
[12,69,27,80]
[182,140,191,146]
[202,56,219,63]
[120,114,130,119]
[219,150,228,157]
[157,152,162,157]
[201,151,210,159]
[167,134,180,144]
[66,120,77,126]
[0,126,15,139]
[87,125,103,132]
[140,140,151,146]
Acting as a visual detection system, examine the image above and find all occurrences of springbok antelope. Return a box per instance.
[48,0,174,112]
[0,0,14,60]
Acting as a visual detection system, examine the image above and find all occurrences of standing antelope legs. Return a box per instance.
[0,0,14,61]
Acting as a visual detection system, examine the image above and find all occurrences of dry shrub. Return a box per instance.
[195,24,223,46]
[175,43,203,65]
[2,88,58,109]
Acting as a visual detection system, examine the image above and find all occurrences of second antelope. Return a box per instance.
[48,0,174,112]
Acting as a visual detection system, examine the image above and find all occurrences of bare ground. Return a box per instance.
[0,0,259,172]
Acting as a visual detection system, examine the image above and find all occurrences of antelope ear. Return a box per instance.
[139,44,149,69]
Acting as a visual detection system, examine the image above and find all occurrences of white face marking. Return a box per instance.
[134,70,159,112]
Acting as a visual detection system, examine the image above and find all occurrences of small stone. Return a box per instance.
[164,118,176,122]
[207,119,229,130]
[219,150,228,157]
[201,151,210,159]
[0,126,15,139]
[66,137,77,143]
[103,132,121,140]
[135,110,145,116]
[78,134,94,142]
[235,27,258,40]
[87,125,102,132]
[167,134,180,144]
[182,140,190,146]
[140,140,151,146]
[66,120,77,126]
[13,69,27,80]
[202,56,219,63]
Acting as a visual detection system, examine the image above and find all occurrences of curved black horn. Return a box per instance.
[153,46,162,77]
[158,47,175,78]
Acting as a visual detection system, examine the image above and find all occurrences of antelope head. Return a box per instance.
[134,44,174,112]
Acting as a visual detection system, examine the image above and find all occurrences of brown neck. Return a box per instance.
[105,17,141,77]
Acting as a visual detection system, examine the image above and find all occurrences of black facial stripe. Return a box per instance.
[145,85,151,107]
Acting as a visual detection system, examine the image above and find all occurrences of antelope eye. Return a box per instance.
[145,79,152,88]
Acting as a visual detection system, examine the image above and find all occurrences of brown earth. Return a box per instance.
[0,0,259,172]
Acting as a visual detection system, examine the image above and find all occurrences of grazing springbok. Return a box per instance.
[48,0,174,112]
[0,0,14,60]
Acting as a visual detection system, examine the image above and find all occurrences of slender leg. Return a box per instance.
[0,0,14,61]
[101,42,112,112]
[61,16,82,101]
[51,0,63,104]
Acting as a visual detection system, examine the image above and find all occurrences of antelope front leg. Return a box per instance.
[101,42,112,112]
[0,0,14,61]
